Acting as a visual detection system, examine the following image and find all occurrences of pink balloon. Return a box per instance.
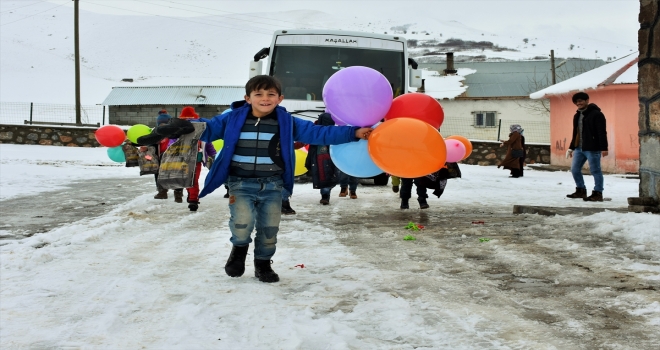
[445,139,466,163]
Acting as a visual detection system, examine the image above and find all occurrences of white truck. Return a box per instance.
[249,29,422,120]
[248,29,422,185]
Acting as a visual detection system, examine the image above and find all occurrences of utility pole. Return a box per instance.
[550,49,556,85]
[74,0,81,125]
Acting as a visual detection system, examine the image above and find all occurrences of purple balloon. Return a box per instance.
[330,112,347,126]
[323,66,393,127]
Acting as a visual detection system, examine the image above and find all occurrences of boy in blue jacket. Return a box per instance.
[156,75,372,282]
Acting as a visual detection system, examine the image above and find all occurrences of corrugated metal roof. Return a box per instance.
[102,86,245,106]
[419,59,606,98]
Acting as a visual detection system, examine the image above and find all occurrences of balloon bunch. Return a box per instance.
[95,124,153,163]
[322,66,473,178]
[323,66,392,177]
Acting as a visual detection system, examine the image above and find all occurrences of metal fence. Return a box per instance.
[439,116,550,144]
[0,102,106,127]
[0,101,550,143]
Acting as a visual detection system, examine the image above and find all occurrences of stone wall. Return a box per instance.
[631,0,660,213]
[0,124,100,147]
[109,105,230,127]
[461,141,550,166]
[0,124,551,165]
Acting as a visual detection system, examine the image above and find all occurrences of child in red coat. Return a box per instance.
[176,107,217,211]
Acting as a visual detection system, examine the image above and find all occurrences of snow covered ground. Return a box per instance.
[1,144,659,348]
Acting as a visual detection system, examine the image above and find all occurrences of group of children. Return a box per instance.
[140,75,461,284]
[137,107,216,211]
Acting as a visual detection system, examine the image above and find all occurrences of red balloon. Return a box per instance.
[95,125,126,147]
[368,118,446,178]
[383,93,444,129]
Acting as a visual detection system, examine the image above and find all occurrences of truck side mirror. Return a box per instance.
[409,68,422,88]
[249,61,263,78]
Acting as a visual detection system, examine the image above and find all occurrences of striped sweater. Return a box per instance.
[229,112,284,178]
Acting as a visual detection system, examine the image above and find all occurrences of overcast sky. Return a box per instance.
[26,0,639,50]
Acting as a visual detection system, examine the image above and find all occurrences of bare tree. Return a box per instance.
[516,59,604,115]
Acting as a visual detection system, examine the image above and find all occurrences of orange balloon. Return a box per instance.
[368,118,446,178]
[445,135,473,160]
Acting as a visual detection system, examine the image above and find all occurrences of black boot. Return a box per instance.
[254,259,279,283]
[188,201,199,211]
[281,200,296,215]
[392,185,399,193]
[320,194,330,205]
[174,189,184,203]
[225,245,249,277]
[566,187,587,199]
[400,198,409,209]
[418,197,429,209]
[584,191,603,202]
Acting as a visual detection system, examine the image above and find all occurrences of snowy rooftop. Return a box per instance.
[421,60,607,98]
[102,86,245,106]
[530,53,638,99]
[415,68,475,99]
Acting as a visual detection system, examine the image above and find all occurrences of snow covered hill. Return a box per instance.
[0,1,639,104]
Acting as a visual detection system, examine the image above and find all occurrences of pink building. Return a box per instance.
[531,55,639,174]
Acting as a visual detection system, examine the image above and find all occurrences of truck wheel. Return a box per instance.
[373,173,389,186]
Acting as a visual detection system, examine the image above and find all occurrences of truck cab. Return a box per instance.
[248,30,422,185]
[249,29,421,121]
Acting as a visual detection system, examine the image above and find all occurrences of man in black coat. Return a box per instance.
[565,92,608,202]
[305,113,340,205]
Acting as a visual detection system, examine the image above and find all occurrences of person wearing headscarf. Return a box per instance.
[498,124,524,178]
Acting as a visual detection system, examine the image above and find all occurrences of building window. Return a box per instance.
[473,111,497,128]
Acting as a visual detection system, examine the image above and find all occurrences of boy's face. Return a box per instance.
[245,88,283,117]
[574,99,589,110]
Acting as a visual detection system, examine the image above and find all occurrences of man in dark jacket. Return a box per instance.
[565,92,608,202]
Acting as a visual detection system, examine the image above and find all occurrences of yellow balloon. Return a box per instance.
[212,139,224,152]
[294,149,308,176]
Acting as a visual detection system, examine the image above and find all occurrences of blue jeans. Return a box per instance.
[339,171,358,191]
[571,148,604,192]
[282,188,291,201]
[320,186,334,195]
[227,176,283,260]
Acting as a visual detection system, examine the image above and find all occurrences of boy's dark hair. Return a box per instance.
[572,92,590,103]
[245,75,282,96]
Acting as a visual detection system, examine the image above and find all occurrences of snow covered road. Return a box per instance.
[1,144,659,349]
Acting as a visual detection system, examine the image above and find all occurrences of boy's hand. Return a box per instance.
[156,118,195,138]
[355,127,373,140]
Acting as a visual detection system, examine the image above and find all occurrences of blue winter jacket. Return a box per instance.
[198,101,360,198]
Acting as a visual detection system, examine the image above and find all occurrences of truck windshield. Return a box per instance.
[270,45,404,101]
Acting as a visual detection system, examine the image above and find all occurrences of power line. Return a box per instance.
[0,0,69,27]
[133,0,296,33]
[162,0,335,30]
[83,0,273,36]
[0,0,51,14]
